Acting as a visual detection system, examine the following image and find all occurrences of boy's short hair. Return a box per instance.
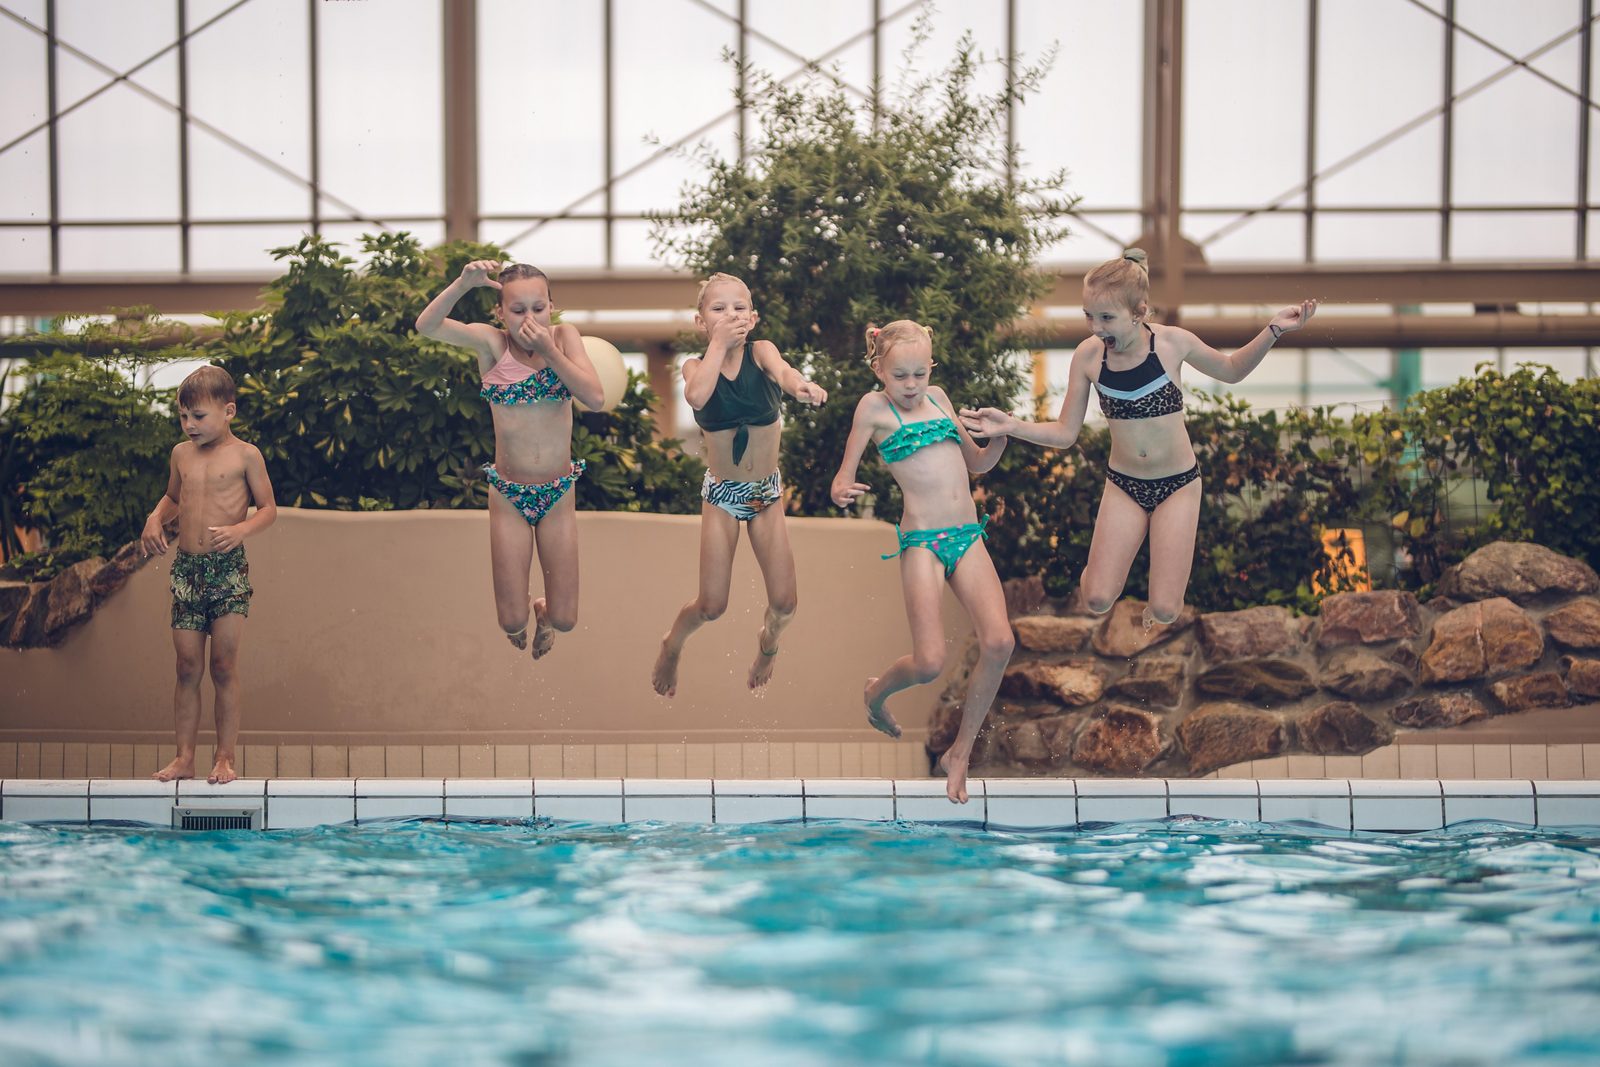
[177,365,237,409]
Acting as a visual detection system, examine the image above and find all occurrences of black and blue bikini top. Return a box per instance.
[877,395,960,463]
[693,341,782,465]
[1095,325,1184,420]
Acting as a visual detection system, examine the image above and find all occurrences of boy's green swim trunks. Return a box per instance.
[170,546,251,632]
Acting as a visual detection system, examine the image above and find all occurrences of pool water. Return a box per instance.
[2,819,1598,1066]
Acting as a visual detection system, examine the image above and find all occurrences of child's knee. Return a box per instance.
[980,627,1015,661]
[208,652,237,686]
[769,594,797,619]
[1146,601,1183,626]
[697,597,728,623]
[545,607,577,633]
[497,606,530,633]
[175,654,204,687]
[910,650,945,685]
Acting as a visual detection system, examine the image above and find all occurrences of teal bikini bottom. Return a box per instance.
[882,516,989,578]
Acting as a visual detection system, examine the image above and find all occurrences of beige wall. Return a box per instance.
[2,509,967,747]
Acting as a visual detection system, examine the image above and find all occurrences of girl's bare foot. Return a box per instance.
[530,597,556,659]
[207,755,238,785]
[937,749,971,804]
[864,677,902,739]
[748,628,779,690]
[652,633,682,697]
[153,756,194,782]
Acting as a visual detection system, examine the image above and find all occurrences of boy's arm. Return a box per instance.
[1181,300,1318,384]
[208,446,277,552]
[752,340,826,406]
[140,447,183,556]
[830,395,878,508]
[935,387,1008,474]
[959,341,1094,450]
[542,324,606,410]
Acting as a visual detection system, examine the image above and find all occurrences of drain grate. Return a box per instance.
[172,806,262,831]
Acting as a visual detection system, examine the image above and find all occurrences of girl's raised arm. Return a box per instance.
[1180,299,1318,384]
[415,259,504,371]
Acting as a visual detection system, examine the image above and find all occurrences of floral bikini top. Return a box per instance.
[1095,324,1184,420]
[479,341,571,406]
[877,395,960,463]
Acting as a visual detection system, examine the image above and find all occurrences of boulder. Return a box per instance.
[1072,704,1166,774]
[1196,605,1300,659]
[42,557,106,638]
[1176,703,1288,775]
[999,714,1080,766]
[1318,647,1414,702]
[1298,701,1395,755]
[4,582,51,648]
[1389,692,1489,730]
[1034,661,1108,706]
[1003,575,1047,617]
[1091,600,1195,659]
[1436,541,1599,603]
[89,540,151,599]
[1562,656,1600,699]
[1194,658,1317,706]
[1011,614,1097,653]
[1316,590,1422,648]
[1544,598,1600,651]
[1419,598,1542,685]
[1106,657,1187,707]
[1488,672,1569,712]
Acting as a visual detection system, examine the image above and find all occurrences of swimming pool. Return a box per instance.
[2,819,1598,1066]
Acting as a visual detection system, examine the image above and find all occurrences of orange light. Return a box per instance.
[1316,528,1370,594]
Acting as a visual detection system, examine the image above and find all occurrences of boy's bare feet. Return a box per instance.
[652,633,682,697]
[153,756,194,782]
[207,755,238,785]
[748,628,779,690]
[864,677,902,739]
[530,597,556,659]
[505,624,529,651]
[937,749,971,804]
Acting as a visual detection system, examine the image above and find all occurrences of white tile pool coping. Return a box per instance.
[3,778,1598,832]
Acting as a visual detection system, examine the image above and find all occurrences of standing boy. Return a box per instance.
[142,366,276,785]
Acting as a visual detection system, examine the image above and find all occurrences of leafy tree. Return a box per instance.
[652,27,1075,515]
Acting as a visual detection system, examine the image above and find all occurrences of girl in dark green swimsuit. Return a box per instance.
[831,321,1012,805]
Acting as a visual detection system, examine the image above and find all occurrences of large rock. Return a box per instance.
[1316,590,1422,648]
[1488,673,1569,712]
[999,714,1080,766]
[1197,606,1300,659]
[1072,705,1166,774]
[4,582,51,648]
[1091,600,1195,659]
[1003,575,1047,617]
[1437,541,1600,603]
[1544,599,1600,651]
[1298,701,1395,755]
[1011,614,1096,653]
[1318,647,1414,702]
[1419,597,1543,684]
[1106,657,1187,707]
[1194,658,1317,706]
[1389,692,1489,729]
[42,556,106,638]
[1176,703,1287,775]
[1562,657,1600,698]
[0,579,29,630]
[89,540,151,599]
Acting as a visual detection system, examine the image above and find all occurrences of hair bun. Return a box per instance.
[1122,248,1148,266]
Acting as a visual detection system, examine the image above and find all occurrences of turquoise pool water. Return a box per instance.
[1,819,1598,1066]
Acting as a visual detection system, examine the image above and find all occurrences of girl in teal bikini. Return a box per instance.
[831,321,1013,804]
[416,260,605,659]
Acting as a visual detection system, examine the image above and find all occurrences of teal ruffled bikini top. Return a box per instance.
[877,395,960,463]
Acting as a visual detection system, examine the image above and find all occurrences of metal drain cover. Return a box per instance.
[171,806,262,830]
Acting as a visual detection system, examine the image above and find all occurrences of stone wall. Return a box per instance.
[929,541,1600,777]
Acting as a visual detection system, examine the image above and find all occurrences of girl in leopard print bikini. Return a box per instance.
[960,249,1316,629]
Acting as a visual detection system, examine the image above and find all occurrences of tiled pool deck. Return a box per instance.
[3,777,1597,832]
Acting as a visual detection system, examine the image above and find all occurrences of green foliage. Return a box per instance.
[1,350,174,578]
[0,233,701,578]
[652,27,1075,516]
